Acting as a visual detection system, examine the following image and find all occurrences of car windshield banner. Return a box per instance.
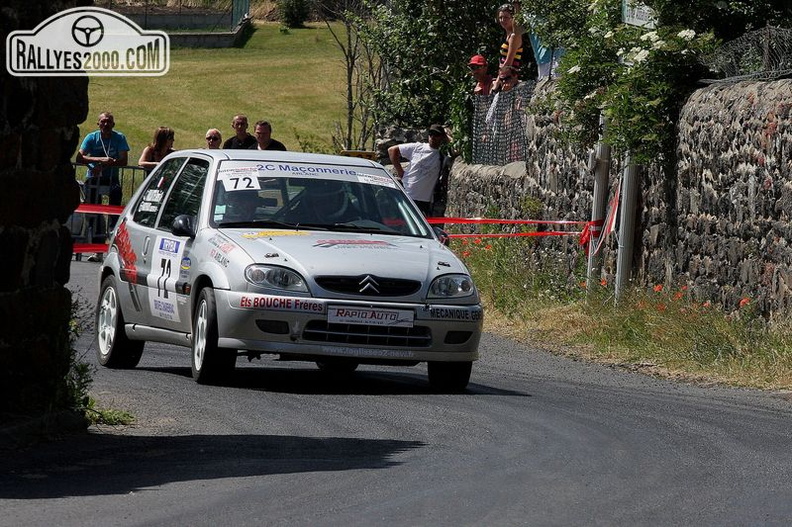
[6,6,170,77]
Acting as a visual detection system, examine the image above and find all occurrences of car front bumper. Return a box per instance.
[214,290,483,362]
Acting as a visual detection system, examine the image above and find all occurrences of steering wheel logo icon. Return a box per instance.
[71,15,105,47]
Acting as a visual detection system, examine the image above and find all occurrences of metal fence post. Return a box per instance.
[614,156,641,301]
[587,113,611,293]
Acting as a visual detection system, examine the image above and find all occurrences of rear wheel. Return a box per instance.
[192,288,236,384]
[427,361,472,392]
[96,275,144,368]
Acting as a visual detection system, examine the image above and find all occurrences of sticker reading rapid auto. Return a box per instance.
[6,7,169,77]
[328,306,414,327]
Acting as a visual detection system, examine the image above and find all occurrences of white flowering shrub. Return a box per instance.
[547,0,716,161]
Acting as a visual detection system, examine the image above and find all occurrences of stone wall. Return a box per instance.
[0,2,89,419]
[444,79,792,316]
[446,81,602,287]
[676,80,792,315]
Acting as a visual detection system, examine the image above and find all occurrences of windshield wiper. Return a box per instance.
[329,223,399,234]
[218,219,301,229]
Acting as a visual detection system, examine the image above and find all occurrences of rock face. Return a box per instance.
[444,79,792,316]
[0,2,89,419]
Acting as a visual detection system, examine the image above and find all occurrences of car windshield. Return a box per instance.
[211,161,433,237]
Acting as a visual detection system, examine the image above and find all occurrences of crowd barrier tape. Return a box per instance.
[75,203,125,215]
[427,216,613,256]
[427,216,588,238]
[73,243,116,254]
[72,203,125,255]
[427,217,589,227]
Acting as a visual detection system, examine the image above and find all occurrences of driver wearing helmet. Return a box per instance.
[292,179,361,224]
[224,189,261,222]
[310,180,361,223]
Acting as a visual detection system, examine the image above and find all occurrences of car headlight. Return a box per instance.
[427,274,475,299]
[245,265,308,292]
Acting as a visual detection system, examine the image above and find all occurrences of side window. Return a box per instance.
[158,158,210,231]
[132,157,186,228]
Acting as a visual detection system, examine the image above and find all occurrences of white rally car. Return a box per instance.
[95,150,483,391]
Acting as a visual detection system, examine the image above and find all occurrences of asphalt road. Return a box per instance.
[2,260,792,526]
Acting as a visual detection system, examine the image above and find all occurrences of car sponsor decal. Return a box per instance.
[217,166,261,191]
[209,248,229,267]
[320,346,415,359]
[114,218,138,284]
[137,188,164,214]
[242,230,309,239]
[146,235,186,322]
[179,257,191,280]
[356,173,397,188]
[427,306,483,322]
[254,163,360,178]
[328,306,414,327]
[207,234,236,253]
[313,239,395,249]
[239,295,325,313]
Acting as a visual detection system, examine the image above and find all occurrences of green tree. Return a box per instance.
[528,0,791,160]
[318,0,382,151]
[361,0,501,154]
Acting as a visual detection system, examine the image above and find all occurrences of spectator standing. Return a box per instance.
[387,124,448,216]
[222,114,257,149]
[492,3,523,94]
[250,120,287,151]
[205,128,222,149]
[469,55,493,96]
[76,111,130,261]
[138,126,175,172]
[493,65,521,93]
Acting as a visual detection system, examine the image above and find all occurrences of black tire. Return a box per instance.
[427,361,472,392]
[95,275,144,368]
[316,358,359,375]
[191,288,236,384]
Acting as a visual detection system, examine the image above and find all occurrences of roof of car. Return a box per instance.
[168,149,384,169]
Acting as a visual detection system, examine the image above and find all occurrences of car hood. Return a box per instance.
[220,228,467,280]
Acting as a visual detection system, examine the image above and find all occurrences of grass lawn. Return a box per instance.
[81,21,347,162]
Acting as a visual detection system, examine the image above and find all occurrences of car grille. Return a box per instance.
[303,321,432,348]
[315,275,421,297]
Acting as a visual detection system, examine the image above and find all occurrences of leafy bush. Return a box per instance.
[361,0,501,155]
[278,0,312,28]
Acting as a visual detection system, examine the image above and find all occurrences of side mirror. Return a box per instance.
[433,226,450,246]
[171,214,196,238]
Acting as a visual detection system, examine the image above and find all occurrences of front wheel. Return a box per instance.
[427,361,472,393]
[192,288,236,384]
[96,275,144,368]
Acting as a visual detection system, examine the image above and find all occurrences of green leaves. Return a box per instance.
[361,0,501,131]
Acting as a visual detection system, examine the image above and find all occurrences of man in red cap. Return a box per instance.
[468,55,493,96]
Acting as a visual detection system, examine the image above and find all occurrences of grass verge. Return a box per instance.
[458,232,792,392]
[83,21,346,160]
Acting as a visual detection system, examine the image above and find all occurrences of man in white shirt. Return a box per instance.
[388,124,447,216]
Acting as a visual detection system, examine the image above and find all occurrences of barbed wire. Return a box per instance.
[702,25,792,84]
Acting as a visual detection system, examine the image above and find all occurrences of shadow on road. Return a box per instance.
[0,433,424,499]
[136,364,529,397]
